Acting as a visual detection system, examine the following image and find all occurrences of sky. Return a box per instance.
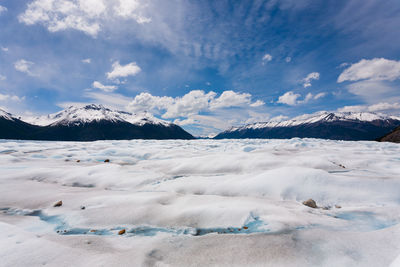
[0,0,400,136]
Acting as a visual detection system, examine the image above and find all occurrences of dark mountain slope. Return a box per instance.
[377,126,400,143]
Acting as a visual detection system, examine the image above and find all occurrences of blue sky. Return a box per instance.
[0,0,400,136]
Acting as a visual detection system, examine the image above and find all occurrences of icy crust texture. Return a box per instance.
[1,139,400,266]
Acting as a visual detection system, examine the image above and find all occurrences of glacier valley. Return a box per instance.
[0,139,400,266]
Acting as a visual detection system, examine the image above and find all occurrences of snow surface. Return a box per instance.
[24,104,171,127]
[226,111,400,132]
[1,138,400,266]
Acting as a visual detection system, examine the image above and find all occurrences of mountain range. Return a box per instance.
[214,111,400,141]
[2,106,400,142]
[0,104,194,141]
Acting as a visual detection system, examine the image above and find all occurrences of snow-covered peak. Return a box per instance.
[0,108,15,121]
[25,104,172,127]
[226,111,400,132]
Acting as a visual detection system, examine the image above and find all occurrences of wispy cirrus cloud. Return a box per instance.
[92,81,117,92]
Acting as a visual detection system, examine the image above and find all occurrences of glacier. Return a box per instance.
[0,138,400,266]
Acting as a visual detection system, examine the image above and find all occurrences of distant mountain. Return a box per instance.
[0,109,41,140]
[26,104,172,127]
[214,112,400,141]
[377,126,400,143]
[0,105,194,141]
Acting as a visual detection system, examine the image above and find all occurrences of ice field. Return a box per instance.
[1,138,400,266]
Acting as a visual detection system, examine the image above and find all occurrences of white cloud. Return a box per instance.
[303,92,314,102]
[70,89,266,136]
[82,58,91,64]
[0,93,25,102]
[115,0,151,23]
[337,102,400,113]
[0,5,7,14]
[250,100,265,107]
[18,0,102,37]
[79,0,106,17]
[277,91,326,106]
[164,90,216,118]
[313,92,326,100]
[262,53,272,62]
[337,62,349,68]
[14,59,35,76]
[302,72,320,88]
[210,90,264,110]
[127,90,264,119]
[18,0,150,37]
[1,47,8,52]
[285,57,291,63]
[0,75,6,81]
[269,115,289,122]
[346,80,395,102]
[338,58,400,83]
[127,92,173,114]
[106,61,141,80]
[92,81,118,92]
[277,91,300,106]
[337,58,400,103]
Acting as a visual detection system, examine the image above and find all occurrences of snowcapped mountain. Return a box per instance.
[0,109,41,140]
[26,104,171,127]
[227,112,400,131]
[0,109,15,121]
[1,105,194,141]
[215,111,400,141]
